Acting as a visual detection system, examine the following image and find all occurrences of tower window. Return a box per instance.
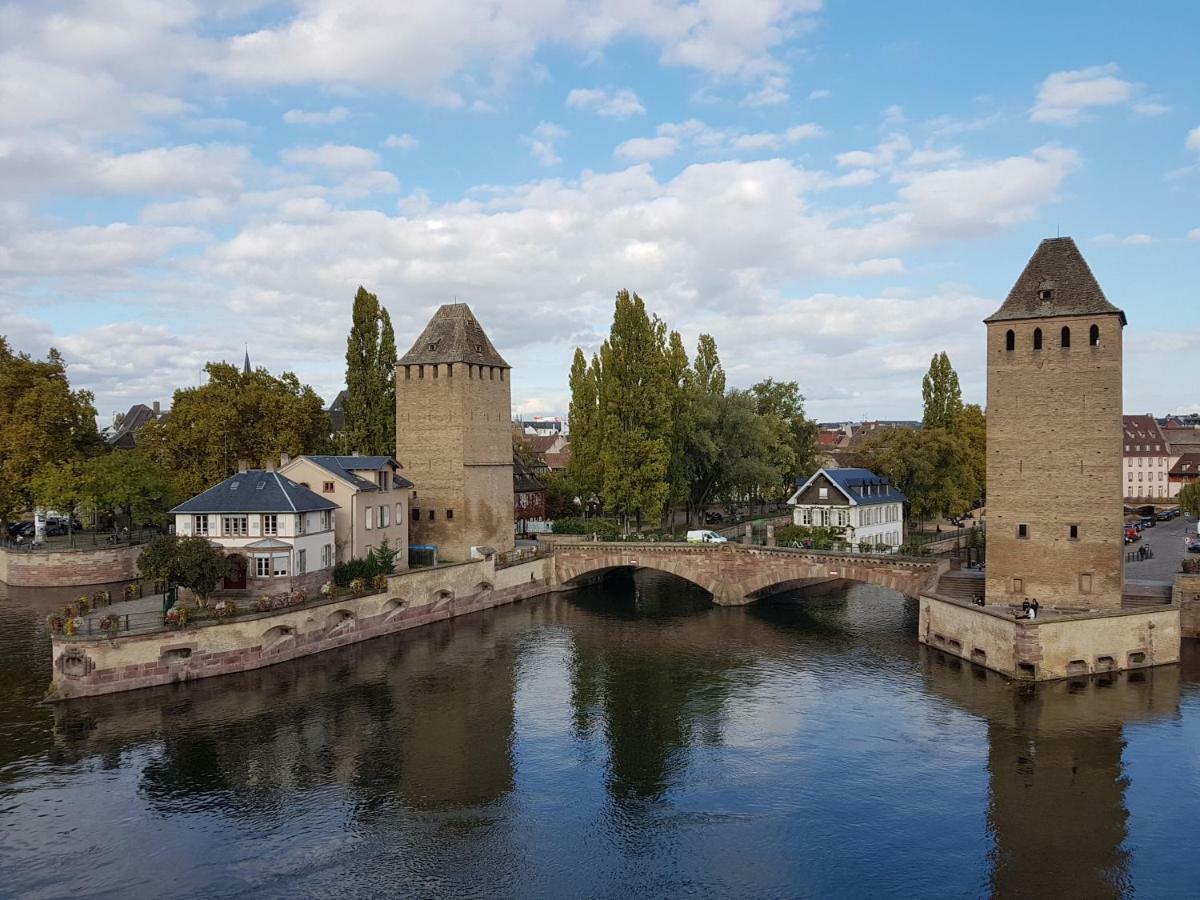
[1061,326,1071,348]
[1089,324,1100,346]
[412,509,420,521]
[1032,328,1043,351]
[446,509,454,520]
[1069,524,1079,540]
[1005,329,1015,352]
[428,510,435,521]
[1017,524,1028,539]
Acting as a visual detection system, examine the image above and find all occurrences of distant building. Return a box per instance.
[170,463,338,597]
[1169,454,1200,493]
[104,401,166,449]
[396,303,515,560]
[1123,414,1175,501]
[786,467,905,549]
[327,389,348,436]
[280,453,412,566]
[513,456,547,534]
[517,433,570,472]
[519,416,564,437]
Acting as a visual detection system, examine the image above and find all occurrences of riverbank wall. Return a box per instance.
[919,592,1180,681]
[48,555,557,701]
[1176,574,1200,637]
[0,543,141,588]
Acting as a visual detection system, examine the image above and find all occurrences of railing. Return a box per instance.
[496,546,550,568]
[0,528,163,552]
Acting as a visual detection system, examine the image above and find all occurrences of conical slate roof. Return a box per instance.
[398,303,510,367]
[985,237,1126,324]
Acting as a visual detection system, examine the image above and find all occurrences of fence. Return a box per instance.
[0,527,162,553]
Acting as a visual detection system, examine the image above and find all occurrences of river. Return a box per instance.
[2,572,1200,899]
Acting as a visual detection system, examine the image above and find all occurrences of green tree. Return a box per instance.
[956,403,987,500]
[750,378,818,501]
[1179,482,1200,519]
[138,534,182,584]
[85,451,177,528]
[139,362,330,497]
[374,538,399,574]
[29,460,85,542]
[343,286,397,456]
[854,427,979,524]
[662,330,691,526]
[567,347,603,501]
[137,534,227,606]
[544,470,583,519]
[0,338,100,523]
[921,351,963,430]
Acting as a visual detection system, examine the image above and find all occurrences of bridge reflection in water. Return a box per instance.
[8,570,1191,897]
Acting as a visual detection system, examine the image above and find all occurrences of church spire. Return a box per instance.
[243,346,251,375]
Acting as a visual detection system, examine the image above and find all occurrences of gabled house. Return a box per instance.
[105,401,167,449]
[1123,414,1175,500]
[1169,454,1200,492]
[170,465,338,596]
[280,454,412,567]
[786,467,906,549]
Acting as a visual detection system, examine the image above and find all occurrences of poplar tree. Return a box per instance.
[344,286,397,456]
[921,351,963,430]
[567,348,603,500]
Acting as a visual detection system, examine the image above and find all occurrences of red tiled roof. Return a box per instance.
[1169,453,1200,477]
[1122,415,1168,457]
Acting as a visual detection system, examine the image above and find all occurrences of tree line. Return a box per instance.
[564,290,817,530]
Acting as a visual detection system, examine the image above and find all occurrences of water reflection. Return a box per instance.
[1,574,1197,897]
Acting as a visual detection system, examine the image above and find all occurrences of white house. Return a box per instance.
[1123,415,1177,501]
[786,467,906,549]
[170,464,339,596]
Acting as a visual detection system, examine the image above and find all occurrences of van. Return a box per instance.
[686,530,727,544]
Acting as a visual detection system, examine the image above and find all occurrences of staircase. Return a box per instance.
[936,569,985,602]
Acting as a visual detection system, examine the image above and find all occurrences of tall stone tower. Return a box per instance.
[984,237,1126,609]
[395,304,514,560]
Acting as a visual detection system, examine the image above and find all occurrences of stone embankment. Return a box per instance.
[48,555,556,701]
[0,544,141,588]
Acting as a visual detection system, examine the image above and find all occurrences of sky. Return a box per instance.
[2,1,1198,427]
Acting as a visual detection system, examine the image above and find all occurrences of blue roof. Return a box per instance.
[171,470,339,514]
[795,467,906,507]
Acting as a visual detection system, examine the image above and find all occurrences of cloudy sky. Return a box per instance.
[2,1,1198,426]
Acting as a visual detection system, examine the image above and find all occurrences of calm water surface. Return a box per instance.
[3,573,1200,899]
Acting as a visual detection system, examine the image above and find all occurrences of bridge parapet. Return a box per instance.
[552,541,945,606]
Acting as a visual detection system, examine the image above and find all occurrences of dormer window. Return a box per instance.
[1039,288,1054,302]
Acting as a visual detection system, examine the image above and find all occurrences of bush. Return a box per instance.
[333,555,384,587]
[552,517,621,540]
[349,577,367,596]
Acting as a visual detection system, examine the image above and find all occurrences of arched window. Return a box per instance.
[1061,326,1071,348]
[1033,328,1043,351]
[1005,329,1015,352]
[1089,324,1100,347]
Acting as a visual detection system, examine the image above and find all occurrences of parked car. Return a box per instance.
[686,529,727,544]
[1124,526,1140,543]
[7,521,34,538]
[44,521,68,537]
[1188,542,1200,554]
[1140,516,1156,529]
[704,511,724,524]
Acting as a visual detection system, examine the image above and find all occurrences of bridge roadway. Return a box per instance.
[552,541,949,606]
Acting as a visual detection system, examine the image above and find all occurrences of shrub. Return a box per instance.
[164,607,188,628]
[775,525,840,549]
[46,614,65,634]
[123,583,142,601]
[552,517,621,540]
[93,589,109,607]
[333,555,384,587]
[320,581,334,597]
[77,596,90,615]
[372,574,388,592]
[255,596,272,613]
[349,577,367,596]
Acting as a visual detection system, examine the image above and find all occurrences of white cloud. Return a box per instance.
[566,88,645,118]
[1188,126,1200,153]
[523,123,567,166]
[383,133,419,150]
[1133,101,1170,118]
[280,144,381,169]
[1030,63,1141,125]
[0,222,205,276]
[836,133,911,169]
[615,136,680,161]
[785,123,826,142]
[1093,233,1155,245]
[743,76,789,108]
[283,106,350,125]
[808,89,830,101]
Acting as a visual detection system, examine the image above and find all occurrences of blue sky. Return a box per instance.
[1,0,1197,425]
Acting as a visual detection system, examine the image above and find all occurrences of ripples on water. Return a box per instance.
[3,572,1200,899]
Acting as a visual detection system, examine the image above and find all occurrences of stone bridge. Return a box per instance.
[552,542,948,606]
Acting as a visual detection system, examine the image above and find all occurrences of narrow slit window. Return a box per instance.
[1090,324,1100,346]
[1033,328,1043,351]
[1005,329,1015,351]
[1061,326,1071,348]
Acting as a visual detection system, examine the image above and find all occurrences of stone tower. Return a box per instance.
[984,237,1126,609]
[396,303,515,560]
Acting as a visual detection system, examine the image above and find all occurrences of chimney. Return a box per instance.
[280,452,291,468]
[237,459,249,474]
[152,400,160,415]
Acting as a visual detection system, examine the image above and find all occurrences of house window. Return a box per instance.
[323,481,335,493]
[255,556,271,577]
[395,502,403,523]
[1005,329,1015,351]
[298,549,307,575]
[1011,577,1023,593]
[322,544,332,568]
[223,516,248,536]
[1069,524,1078,540]
[322,510,332,530]
[1018,524,1028,539]
[272,554,288,576]
[1033,328,1043,351]
[377,471,388,490]
[263,514,278,535]
[818,487,828,500]
[365,506,374,530]
[193,515,209,536]
[297,513,306,535]
[446,509,454,520]
[413,508,420,521]
[1061,326,1071,348]
[1090,324,1100,346]
[380,504,390,527]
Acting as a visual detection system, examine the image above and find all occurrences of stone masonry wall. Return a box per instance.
[0,544,142,587]
[985,313,1125,609]
[1175,574,1200,638]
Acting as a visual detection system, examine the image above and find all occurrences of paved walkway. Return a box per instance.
[75,594,165,636]
[1125,515,1196,582]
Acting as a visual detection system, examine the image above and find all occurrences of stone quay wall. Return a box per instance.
[0,544,141,588]
[48,556,556,700]
[1176,574,1200,638]
[919,593,1180,681]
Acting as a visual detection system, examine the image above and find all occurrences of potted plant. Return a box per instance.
[215,599,237,619]
[255,596,272,613]
[289,588,306,606]
[93,589,109,608]
[123,583,142,601]
[98,614,119,635]
[320,581,334,598]
[47,614,65,634]
[372,574,388,592]
[349,577,366,596]
[77,596,90,616]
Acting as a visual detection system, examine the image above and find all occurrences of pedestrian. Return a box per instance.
[1031,599,1039,617]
